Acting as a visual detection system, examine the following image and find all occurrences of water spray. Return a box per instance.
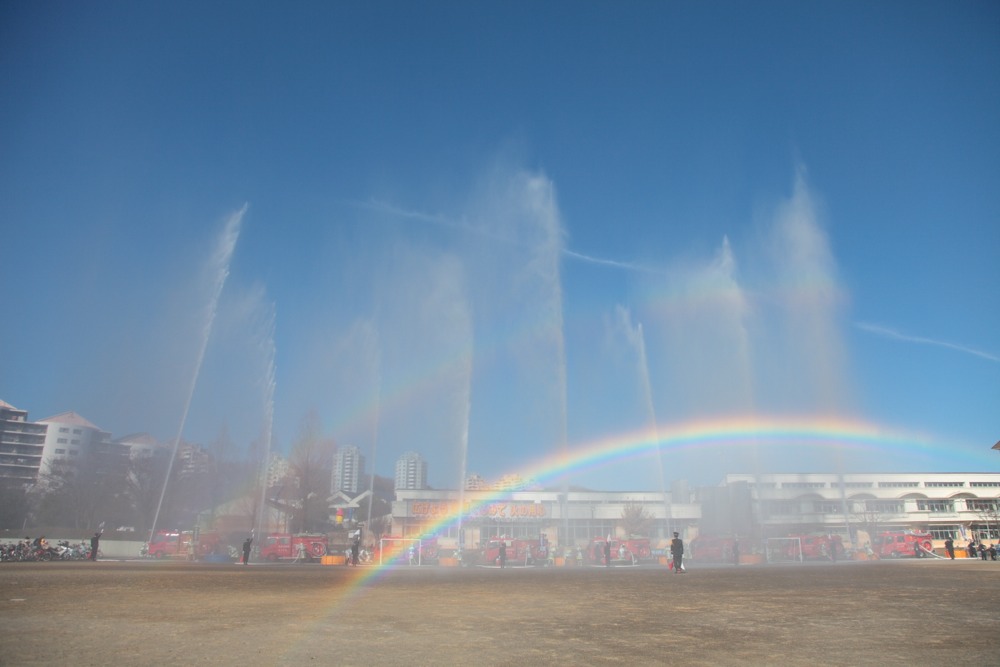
[148,205,246,545]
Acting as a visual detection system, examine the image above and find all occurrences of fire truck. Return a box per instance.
[482,535,550,566]
[872,531,933,558]
[690,536,740,563]
[259,533,329,562]
[585,537,651,565]
[145,530,222,559]
[375,535,439,564]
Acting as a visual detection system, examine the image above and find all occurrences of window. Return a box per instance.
[814,502,842,514]
[55,449,65,454]
[783,482,826,489]
[925,482,964,487]
[761,500,798,515]
[57,438,67,444]
[930,526,960,540]
[69,450,78,456]
[878,481,919,488]
[72,428,82,434]
[967,499,999,511]
[865,501,904,513]
[844,482,873,488]
[916,500,954,513]
[59,427,68,433]
[971,482,1000,488]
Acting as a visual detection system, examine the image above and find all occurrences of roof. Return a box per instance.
[36,411,103,431]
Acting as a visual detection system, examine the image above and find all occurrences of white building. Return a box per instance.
[0,400,47,486]
[36,411,124,476]
[712,472,1000,544]
[394,451,428,490]
[332,445,364,495]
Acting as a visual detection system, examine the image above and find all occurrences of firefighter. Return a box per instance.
[242,537,252,565]
[670,532,685,573]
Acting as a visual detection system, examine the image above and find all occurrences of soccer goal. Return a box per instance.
[379,537,422,566]
[766,537,803,563]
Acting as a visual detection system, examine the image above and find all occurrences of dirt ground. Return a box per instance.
[1,558,997,666]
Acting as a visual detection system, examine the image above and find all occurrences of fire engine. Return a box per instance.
[259,533,329,562]
[145,530,221,559]
[375,536,439,564]
[690,536,740,563]
[585,537,651,565]
[872,531,933,558]
[482,535,550,566]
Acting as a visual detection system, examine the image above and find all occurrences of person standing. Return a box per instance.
[604,540,611,568]
[732,539,740,566]
[351,536,360,566]
[944,537,955,560]
[498,540,507,569]
[89,531,101,561]
[242,537,253,565]
[670,532,685,573]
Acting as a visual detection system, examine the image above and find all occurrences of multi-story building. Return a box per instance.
[706,472,1000,544]
[36,411,130,482]
[392,486,698,551]
[394,451,427,490]
[332,445,364,495]
[116,432,169,461]
[389,471,1000,554]
[0,400,47,487]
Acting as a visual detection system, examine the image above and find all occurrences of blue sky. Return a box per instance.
[2,2,997,490]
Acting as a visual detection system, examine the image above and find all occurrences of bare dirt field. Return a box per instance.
[1,558,997,666]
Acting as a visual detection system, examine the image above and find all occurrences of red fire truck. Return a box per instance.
[690,536,740,563]
[872,531,933,558]
[482,536,550,566]
[585,537,652,565]
[375,535,439,564]
[145,530,222,559]
[259,533,329,562]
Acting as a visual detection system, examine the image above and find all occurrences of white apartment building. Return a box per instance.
[0,400,47,486]
[394,451,428,490]
[36,411,127,477]
[332,445,364,495]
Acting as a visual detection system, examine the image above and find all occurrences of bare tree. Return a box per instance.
[969,498,1000,542]
[620,502,654,537]
[287,409,335,533]
[851,499,885,550]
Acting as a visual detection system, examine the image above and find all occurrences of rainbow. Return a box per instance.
[273,413,977,654]
[329,414,953,573]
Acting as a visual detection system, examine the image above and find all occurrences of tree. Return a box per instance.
[34,455,128,531]
[287,410,335,533]
[366,515,391,547]
[851,499,885,549]
[620,502,654,537]
[969,498,1000,542]
[0,482,31,530]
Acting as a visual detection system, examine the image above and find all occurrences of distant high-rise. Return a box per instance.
[0,400,47,487]
[395,451,428,490]
[332,445,365,495]
[464,473,488,491]
[36,411,128,479]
